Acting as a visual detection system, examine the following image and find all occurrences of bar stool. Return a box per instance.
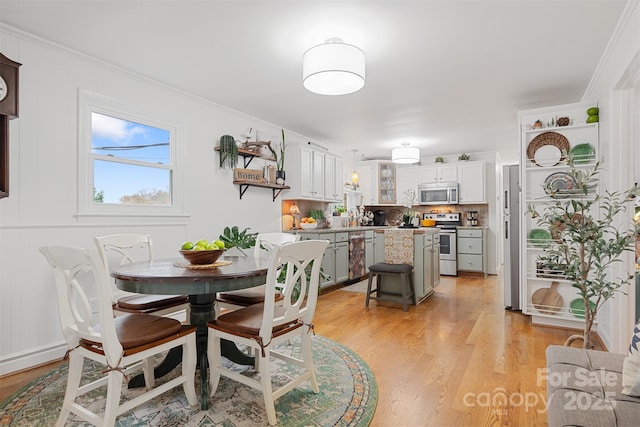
[366,229,415,312]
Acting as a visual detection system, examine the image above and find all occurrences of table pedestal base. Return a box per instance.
[127,294,255,410]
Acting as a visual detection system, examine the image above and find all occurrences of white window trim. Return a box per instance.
[76,89,184,219]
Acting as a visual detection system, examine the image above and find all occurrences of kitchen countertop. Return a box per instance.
[291,226,390,234]
[457,225,488,229]
[373,227,440,234]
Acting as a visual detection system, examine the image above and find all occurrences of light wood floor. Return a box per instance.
[1,275,597,426]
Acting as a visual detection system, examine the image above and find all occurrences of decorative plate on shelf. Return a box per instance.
[527,132,570,166]
[529,228,551,247]
[569,298,596,319]
[569,143,595,164]
[544,172,579,197]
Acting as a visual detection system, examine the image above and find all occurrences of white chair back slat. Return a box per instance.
[40,245,124,365]
[259,240,328,340]
[253,232,300,258]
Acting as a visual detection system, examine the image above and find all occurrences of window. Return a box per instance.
[78,91,182,217]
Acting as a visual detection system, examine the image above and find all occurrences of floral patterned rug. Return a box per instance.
[0,335,377,426]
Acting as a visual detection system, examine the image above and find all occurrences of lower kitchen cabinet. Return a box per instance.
[300,232,348,288]
[365,230,375,273]
[457,227,487,277]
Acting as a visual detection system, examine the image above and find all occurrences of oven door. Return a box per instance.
[439,230,456,260]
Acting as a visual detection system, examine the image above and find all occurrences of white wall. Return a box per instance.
[582,0,640,352]
[0,26,324,374]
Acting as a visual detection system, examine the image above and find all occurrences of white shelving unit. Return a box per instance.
[518,101,599,328]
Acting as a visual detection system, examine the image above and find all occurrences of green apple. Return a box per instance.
[194,243,208,251]
[586,114,599,123]
[195,239,209,247]
[181,241,194,250]
[587,107,599,116]
[206,242,218,250]
[214,240,226,249]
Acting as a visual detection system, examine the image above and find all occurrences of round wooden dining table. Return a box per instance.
[111,254,269,410]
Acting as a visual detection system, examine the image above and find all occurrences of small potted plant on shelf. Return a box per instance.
[218,135,239,170]
[267,129,287,184]
[458,153,471,161]
[527,157,640,349]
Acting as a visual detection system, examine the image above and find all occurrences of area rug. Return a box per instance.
[0,335,377,426]
[340,280,369,294]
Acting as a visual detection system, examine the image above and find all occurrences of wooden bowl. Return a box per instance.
[179,249,224,265]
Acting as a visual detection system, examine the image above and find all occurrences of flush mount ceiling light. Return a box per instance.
[392,143,420,164]
[303,38,365,96]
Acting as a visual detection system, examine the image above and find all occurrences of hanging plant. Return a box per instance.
[218,135,238,169]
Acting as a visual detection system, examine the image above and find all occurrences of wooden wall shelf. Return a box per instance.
[214,145,276,168]
[232,180,290,201]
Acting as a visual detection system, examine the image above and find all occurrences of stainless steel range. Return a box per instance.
[423,212,461,276]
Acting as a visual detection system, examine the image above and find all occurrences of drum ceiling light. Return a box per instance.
[392,143,420,164]
[303,38,365,96]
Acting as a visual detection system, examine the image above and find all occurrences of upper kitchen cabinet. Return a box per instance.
[417,164,458,184]
[458,161,486,204]
[324,154,344,202]
[285,144,343,201]
[395,166,418,201]
[356,161,397,205]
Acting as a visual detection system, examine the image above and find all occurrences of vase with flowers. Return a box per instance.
[401,188,418,228]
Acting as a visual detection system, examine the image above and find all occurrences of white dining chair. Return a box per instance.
[40,245,198,426]
[94,234,189,323]
[207,239,329,425]
[215,232,300,317]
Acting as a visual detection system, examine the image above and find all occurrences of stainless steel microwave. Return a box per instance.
[418,182,459,205]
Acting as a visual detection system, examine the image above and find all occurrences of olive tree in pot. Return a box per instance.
[528,158,639,349]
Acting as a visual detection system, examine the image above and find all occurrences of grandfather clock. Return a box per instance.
[0,53,21,199]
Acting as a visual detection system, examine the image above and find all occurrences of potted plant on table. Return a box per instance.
[268,129,287,185]
[527,158,640,349]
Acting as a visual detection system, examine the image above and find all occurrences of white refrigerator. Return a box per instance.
[503,165,521,310]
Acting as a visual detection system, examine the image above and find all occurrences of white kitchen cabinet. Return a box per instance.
[355,161,396,205]
[519,101,600,328]
[285,144,342,201]
[417,164,457,184]
[395,166,418,203]
[458,161,486,204]
[324,154,343,202]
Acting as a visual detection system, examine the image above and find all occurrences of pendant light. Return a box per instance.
[392,143,420,164]
[303,38,365,96]
[350,149,359,190]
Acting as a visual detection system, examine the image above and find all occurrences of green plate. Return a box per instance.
[569,298,596,319]
[570,143,594,164]
[529,228,551,247]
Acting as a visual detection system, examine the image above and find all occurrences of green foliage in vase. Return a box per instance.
[527,158,640,349]
[308,209,325,220]
[267,129,287,171]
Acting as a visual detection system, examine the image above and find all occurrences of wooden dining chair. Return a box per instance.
[207,239,329,425]
[94,234,189,322]
[215,232,300,316]
[40,245,198,427]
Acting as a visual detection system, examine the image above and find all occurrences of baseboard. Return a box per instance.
[0,342,67,377]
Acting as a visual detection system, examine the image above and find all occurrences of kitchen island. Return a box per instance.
[373,227,441,304]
